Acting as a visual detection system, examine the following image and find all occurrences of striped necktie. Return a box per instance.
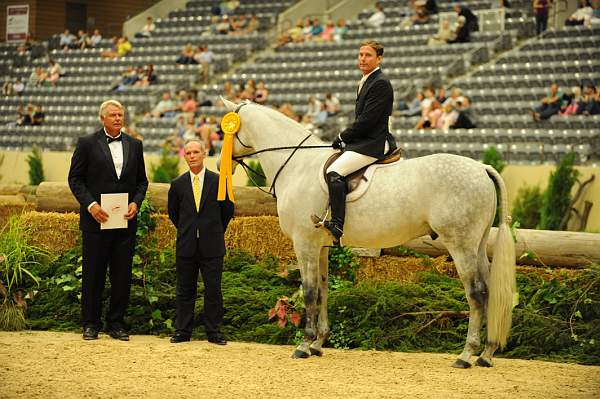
[193,175,201,211]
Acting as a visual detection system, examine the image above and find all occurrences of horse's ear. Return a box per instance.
[221,96,237,111]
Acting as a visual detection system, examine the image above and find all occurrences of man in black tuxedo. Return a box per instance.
[323,40,397,244]
[68,100,148,341]
[168,139,234,345]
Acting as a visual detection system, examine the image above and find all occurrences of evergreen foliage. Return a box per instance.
[539,153,579,230]
[245,160,266,187]
[482,146,505,174]
[150,149,180,183]
[26,146,45,185]
[511,184,543,229]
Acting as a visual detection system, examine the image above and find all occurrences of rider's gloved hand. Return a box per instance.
[332,136,343,149]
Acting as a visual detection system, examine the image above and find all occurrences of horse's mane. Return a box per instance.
[246,102,327,145]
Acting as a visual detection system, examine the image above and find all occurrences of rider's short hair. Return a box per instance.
[360,40,384,57]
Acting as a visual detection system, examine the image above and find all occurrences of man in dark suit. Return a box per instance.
[168,138,234,345]
[323,40,397,244]
[68,100,148,341]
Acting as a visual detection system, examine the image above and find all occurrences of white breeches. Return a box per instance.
[326,151,378,177]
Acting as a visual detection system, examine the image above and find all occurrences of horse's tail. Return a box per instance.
[485,166,517,348]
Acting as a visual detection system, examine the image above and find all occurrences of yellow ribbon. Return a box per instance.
[217,112,241,202]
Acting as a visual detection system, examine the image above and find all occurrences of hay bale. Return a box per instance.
[0,195,33,230]
[20,211,79,254]
[148,214,176,251]
[358,255,457,283]
[225,216,295,260]
[0,184,26,195]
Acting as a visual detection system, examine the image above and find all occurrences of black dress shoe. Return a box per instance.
[108,328,129,341]
[207,334,227,345]
[83,327,98,340]
[170,334,191,343]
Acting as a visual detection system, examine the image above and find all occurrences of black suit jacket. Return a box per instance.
[68,129,149,232]
[168,170,234,258]
[340,69,396,159]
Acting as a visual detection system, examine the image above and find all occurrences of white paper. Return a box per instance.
[100,193,128,230]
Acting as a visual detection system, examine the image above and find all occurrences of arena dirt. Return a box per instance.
[1,331,599,398]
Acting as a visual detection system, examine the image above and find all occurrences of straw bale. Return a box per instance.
[147,214,176,251]
[358,255,457,283]
[0,195,33,229]
[224,216,295,260]
[20,211,79,254]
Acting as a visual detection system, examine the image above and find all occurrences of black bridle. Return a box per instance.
[230,102,331,199]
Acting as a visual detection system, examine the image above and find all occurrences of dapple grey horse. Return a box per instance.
[222,99,516,368]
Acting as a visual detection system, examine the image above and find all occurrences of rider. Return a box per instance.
[322,39,397,244]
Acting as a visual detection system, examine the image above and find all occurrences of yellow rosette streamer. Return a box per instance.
[218,112,241,202]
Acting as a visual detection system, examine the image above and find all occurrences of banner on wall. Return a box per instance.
[6,5,29,43]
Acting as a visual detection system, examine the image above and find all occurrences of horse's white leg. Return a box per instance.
[309,246,330,356]
[292,242,321,359]
[446,244,488,369]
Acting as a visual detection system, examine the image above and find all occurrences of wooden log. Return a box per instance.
[35,182,279,216]
[386,228,600,268]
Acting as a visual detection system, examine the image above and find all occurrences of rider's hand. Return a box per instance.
[332,136,343,149]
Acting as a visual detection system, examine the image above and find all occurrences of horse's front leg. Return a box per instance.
[309,246,330,356]
[292,244,321,359]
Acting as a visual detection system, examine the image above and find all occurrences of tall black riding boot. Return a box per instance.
[324,171,347,245]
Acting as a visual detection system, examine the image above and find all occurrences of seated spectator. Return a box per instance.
[59,29,76,50]
[320,20,335,41]
[306,96,323,120]
[176,43,197,65]
[32,105,45,126]
[180,93,198,117]
[454,3,479,32]
[450,96,476,128]
[76,30,89,49]
[560,86,583,115]
[333,19,348,42]
[279,103,299,122]
[314,102,329,126]
[193,45,214,84]
[311,18,324,38]
[229,15,247,34]
[134,64,157,87]
[428,19,454,46]
[45,59,64,86]
[302,18,314,41]
[415,100,442,129]
[365,3,386,28]
[435,102,457,131]
[448,16,470,43]
[135,16,155,38]
[443,87,464,108]
[1,81,13,96]
[28,67,46,87]
[216,15,231,35]
[400,91,424,116]
[16,34,32,55]
[301,114,315,130]
[436,87,447,104]
[254,80,269,105]
[17,105,30,126]
[246,14,260,33]
[89,29,102,48]
[101,36,132,58]
[531,83,563,121]
[112,65,141,91]
[275,20,304,48]
[324,91,341,115]
[240,79,256,100]
[13,77,25,95]
[578,83,600,115]
[149,91,177,118]
[401,0,430,28]
[420,86,437,116]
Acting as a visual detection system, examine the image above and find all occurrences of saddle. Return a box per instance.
[323,148,402,193]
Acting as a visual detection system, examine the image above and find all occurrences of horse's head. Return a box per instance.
[221,97,257,162]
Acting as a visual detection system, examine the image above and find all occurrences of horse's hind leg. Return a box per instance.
[446,244,488,369]
[292,242,321,359]
[309,246,330,356]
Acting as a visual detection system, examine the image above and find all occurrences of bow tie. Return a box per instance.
[107,135,122,144]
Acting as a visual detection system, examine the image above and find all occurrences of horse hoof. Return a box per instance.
[292,349,310,359]
[451,359,472,369]
[475,357,492,367]
[309,347,323,357]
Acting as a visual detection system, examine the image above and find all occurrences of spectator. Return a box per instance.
[76,30,89,49]
[321,20,335,41]
[428,19,454,46]
[89,29,102,48]
[416,100,442,129]
[565,0,593,26]
[306,95,323,120]
[28,67,46,87]
[13,77,25,95]
[560,86,583,115]
[436,87,447,104]
[365,3,386,28]
[246,14,260,33]
[216,15,231,34]
[420,86,437,116]
[314,102,329,126]
[16,34,32,55]
[448,15,470,43]
[311,17,324,38]
[451,96,476,128]
[302,18,314,41]
[17,104,34,126]
[324,91,341,115]
[150,91,177,118]
[240,79,256,100]
[32,105,45,126]
[101,36,132,58]
[401,0,430,28]
[531,83,563,120]
[134,64,157,87]
[59,29,76,50]
[443,87,465,108]
[454,3,479,32]
[194,45,214,84]
[112,65,141,91]
[333,18,348,42]
[400,91,424,116]
[176,43,197,65]
[135,16,155,38]
[180,93,198,117]
[275,20,304,48]
[435,102,457,131]
[579,83,600,115]
[533,0,551,36]
[301,114,315,130]
[1,81,14,96]
[279,103,299,122]
[254,80,269,105]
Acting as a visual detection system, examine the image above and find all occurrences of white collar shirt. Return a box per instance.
[358,67,380,96]
[104,128,124,179]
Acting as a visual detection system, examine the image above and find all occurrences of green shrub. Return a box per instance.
[539,153,579,230]
[245,160,266,187]
[26,146,45,185]
[511,184,543,229]
[150,149,180,183]
[482,146,505,174]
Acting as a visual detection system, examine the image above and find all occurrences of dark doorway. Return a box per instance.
[65,2,88,33]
